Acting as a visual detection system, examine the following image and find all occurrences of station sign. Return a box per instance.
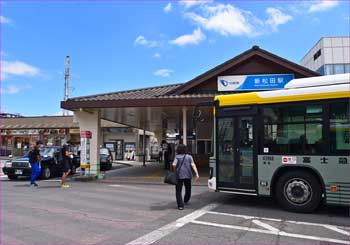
[217,74,294,91]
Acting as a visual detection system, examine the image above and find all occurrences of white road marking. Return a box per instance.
[191,220,350,244]
[323,225,350,236]
[252,219,280,233]
[108,184,149,190]
[207,211,282,222]
[126,203,219,245]
[192,220,278,234]
[207,211,349,229]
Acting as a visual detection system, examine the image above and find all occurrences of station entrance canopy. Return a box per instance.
[61,46,319,174]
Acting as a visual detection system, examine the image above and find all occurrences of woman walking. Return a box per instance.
[172,144,199,210]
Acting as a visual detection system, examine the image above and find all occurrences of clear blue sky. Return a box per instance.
[1,0,349,116]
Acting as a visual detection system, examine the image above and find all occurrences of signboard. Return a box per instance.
[80,130,91,174]
[217,74,294,91]
[0,129,66,136]
[69,128,80,134]
[80,130,92,139]
[125,143,136,152]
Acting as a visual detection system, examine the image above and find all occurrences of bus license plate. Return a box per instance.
[15,169,23,175]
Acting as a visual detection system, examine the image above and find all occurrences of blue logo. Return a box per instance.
[220,80,240,87]
[220,80,228,86]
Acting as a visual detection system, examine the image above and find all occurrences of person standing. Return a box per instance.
[29,141,42,187]
[61,141,73,188]
[172,144,199,210]
[164,143,173,170]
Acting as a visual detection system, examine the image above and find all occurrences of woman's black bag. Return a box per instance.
[164,171,178,185]
[164,155,186,185]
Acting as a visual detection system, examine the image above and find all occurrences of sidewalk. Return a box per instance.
[102,160,209,186]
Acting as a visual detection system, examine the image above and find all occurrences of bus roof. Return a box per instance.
[285,73,349,89]
[215,75,350,107]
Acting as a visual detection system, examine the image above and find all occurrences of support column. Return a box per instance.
[74,110,101,176]
[182,107,187,146]
[143,128,146,167]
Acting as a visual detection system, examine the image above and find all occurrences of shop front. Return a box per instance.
[0,116,79,157]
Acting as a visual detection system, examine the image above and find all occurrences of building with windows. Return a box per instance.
[300,36,350,75]
[0,116,155,159]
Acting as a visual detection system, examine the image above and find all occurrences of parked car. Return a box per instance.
[99,148,113,170]
[2,146,79,180]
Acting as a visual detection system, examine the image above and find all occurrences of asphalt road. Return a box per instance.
[1,166,349,245]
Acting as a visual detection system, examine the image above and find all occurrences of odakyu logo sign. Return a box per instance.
[217,74,294,91]
[220,80,240,87]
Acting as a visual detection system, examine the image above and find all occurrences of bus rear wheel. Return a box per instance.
[276,170,322,213]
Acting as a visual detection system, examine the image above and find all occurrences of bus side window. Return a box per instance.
[263,104,324,155]
[330,102,350,154]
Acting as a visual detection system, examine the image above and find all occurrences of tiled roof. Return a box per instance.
[69,84,183,102]
[0,116,78,129]
[1,116,128,130]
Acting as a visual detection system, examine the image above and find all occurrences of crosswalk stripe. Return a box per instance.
[126,203,219,245]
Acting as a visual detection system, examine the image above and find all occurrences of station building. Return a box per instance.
[61,46,319,174]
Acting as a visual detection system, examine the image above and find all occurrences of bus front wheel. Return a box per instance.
[276,170,322,213]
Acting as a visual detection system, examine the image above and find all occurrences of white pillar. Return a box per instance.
[182,107,187,146]
[74,110,101,176]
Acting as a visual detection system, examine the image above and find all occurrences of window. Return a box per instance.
[330,102,350,154]
[217,118,235,182]
[217,118,234,161]
[263,104,323,155]
[345,64,350,73]
[313,49,321,61]
[334,64,345,74]
[317,66,325,75]
[325,64,334,75]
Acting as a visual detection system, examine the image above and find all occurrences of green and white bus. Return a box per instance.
[208,74,350,212]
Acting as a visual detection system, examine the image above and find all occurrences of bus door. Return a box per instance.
[217,108,257,192]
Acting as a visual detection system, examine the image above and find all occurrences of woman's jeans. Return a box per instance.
[30,162,40,184]
[175,178,191,208]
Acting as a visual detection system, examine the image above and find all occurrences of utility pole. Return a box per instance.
[63,56,70,116]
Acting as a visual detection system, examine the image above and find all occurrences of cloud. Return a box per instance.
[153,69,173,77]
[134,35,159,48]
[0,84,32,94]
[308,1,338,13]
[169,28,206,46]
[265,8,292,31]
[0,15,12,24]
[53,110,73,116]
[164,3,172,13]
[179,0,213,9]
[2,61,41,80]
[153,53,161,58]
[185,4,261,37]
